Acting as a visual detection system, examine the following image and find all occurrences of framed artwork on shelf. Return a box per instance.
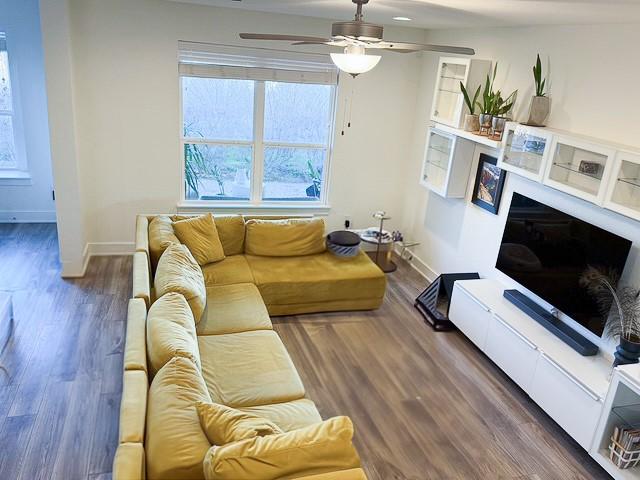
[471,153,507,214]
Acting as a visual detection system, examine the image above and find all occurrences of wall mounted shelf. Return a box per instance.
[432,123,502,150]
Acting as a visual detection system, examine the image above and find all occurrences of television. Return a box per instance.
[496,192,632,337]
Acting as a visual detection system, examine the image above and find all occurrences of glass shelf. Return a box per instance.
[612,403,640,428]
[553,162,603,180]
[426,160,447,170]
[428,145,451,156]
[619,177,640,189]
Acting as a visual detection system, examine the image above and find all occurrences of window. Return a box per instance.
[0,32,18,169]
[179,44,337,205]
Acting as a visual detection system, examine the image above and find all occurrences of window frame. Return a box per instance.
[0,30,29,182]
[178,75,338,209]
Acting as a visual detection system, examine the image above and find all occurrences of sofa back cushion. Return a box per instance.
[244,218,326,257]
[202,416,360,480]
[149,216,180,267]
[173,215,246,257]
[147,292,201,376]
[172,213,226,266]
[154,243,206,323]
[146,357,212,480]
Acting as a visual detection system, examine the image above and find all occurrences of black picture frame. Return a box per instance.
[471,153,507,215]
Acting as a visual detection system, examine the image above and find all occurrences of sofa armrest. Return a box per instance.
[133,251,151,308]
[124,298,148,373]
[113,443,145,480]
[292,468,368,480]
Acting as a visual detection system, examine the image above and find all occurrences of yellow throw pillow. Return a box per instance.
[147,292,200,376]
[149,215,180,267]
[154,243,207,323]
[244,218,326,257]
[196,402,283,446]
[173,213,226,266]
[202,416,361,480]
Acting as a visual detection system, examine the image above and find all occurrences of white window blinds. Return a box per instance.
[178,41,338,85]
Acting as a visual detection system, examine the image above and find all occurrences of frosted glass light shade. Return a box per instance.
[330,45,381,77]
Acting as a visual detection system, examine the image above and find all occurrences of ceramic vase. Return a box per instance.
[526,96,550,127]
[463,114,480,133]
[613,337,640,367]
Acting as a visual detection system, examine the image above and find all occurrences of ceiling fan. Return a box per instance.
[239,0,475,77]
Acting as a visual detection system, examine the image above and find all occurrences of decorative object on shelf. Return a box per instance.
[471,153,507,214]
[415,273,480,331]
[460,81,481,133]
[490,116,507,141]
[526,54,550,127]
[326,230,361,257]
[609,424,640,469]
[476,63,517,137]
[239,1,474,78]
[580,266,640,366]
[579,160,603,177]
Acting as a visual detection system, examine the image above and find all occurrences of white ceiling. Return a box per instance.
[169,0,640,29]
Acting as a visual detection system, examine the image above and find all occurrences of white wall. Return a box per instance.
[402,23,640,346]
[0,0,55,222]
[62,0,425,253]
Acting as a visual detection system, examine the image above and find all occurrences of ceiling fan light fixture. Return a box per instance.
[330,45,381,77]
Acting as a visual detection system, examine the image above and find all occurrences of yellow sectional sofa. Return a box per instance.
[114,214,386,480]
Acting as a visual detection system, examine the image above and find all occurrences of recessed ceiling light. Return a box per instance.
[393,16,412,22]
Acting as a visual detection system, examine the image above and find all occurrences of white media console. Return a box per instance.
[449,279,614,450]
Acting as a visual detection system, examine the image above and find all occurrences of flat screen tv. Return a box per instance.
[496,192,632,337]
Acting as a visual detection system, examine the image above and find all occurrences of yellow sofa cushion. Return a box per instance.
[245,218,326,257]
[154,243,207,323]
[240,399,322,433]
[149,215,180,267]
[197,284,272,336]
[293,469,367,480]
[201,255,254,287]
[113,443,145,480]
[173,214,245,256]
[119,370,148,444]
[147,292,200,376]
[202,416,361,480]
[124,298,148,373]
[245,251,386,307]
[146,357,212,480]
[198,330,305,408]
[196,401,283,446]
[173,213,226,266]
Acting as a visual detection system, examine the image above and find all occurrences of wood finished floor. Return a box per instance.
[0,223,610,479]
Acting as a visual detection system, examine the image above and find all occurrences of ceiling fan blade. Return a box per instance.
[291,40,349,47]
[371,41,475,56]
[239,33,331,43]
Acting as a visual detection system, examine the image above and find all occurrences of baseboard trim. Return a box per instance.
[87,242,135,256]
[0,210,57,223]
[403,250,438,283]
[61,244,90,278]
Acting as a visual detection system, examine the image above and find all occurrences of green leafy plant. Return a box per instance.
[475,63,517,117]
[533,54,547,97]
[580,266,640,342]
[460,82,481,115]
[306,159,321,185]
[184,125,226,198]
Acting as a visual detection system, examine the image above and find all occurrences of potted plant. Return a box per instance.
[580,266,640,366]
[475,66,497,136]
[490,89,517,140]
[306,159,322,198]
[526,54,550,126]
[460,82,481,133]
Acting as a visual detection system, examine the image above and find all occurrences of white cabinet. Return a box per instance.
[449,279,611,455]
[529,353,603,450]
[430,57,491,129]
[420,126,475,198]
[497,123,554,182]
[605,151,640,221]
[485,312,540,391]
[449,283,491,349]
[544,135,617,205]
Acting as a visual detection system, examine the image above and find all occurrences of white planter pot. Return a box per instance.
[463,114,480,133]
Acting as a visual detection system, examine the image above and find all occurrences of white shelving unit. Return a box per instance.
[431,123,502,150]
[605,151,640,221]
[544,135,617,205]
[420,126,476,198]
[430,57,491,129]
[497,122,554,182]
[591,365,640,479]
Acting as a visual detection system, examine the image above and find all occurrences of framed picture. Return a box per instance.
[472,153,507,215]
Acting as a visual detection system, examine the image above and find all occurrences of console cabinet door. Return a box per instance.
[449,284,491,350]
[484,313,540,391]
[529,353,603,450]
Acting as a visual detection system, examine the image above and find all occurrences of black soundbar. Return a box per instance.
[503,290,599,357]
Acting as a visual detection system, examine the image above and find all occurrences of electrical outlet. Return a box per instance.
[344,216,352,229]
